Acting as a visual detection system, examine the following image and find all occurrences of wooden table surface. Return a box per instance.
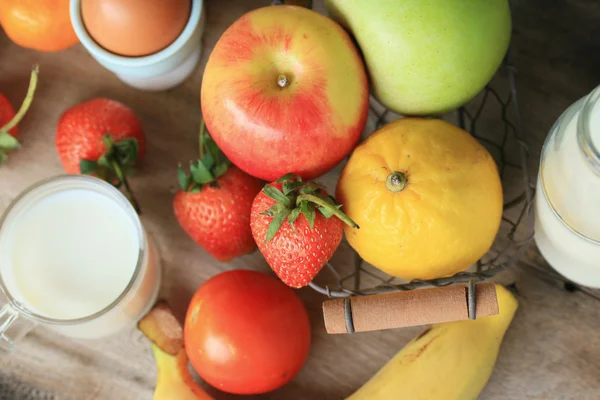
[1,1,600,399]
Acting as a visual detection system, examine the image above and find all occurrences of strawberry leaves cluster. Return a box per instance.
[0,131,18,165]
[261,174,359,243]
[177,120,230,192]
[0,65,39,164]
[80,134,141,213]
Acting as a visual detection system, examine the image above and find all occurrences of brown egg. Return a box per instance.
[82,0,191,57]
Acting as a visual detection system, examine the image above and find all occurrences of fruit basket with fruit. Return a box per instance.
[308,57,535,299]
[194,0,530,335]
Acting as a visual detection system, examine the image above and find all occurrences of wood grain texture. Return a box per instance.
[1,0,600,399]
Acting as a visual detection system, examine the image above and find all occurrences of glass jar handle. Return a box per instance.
[0,304,34,353]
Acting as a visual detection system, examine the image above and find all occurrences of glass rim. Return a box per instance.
[578,84,600,171]
[0,174,145,325]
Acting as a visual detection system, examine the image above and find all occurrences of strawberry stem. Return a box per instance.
[199,119,206,160]
[111,157,141,214]
[102,135,142,214]
[176,119,230,192]
[260,174,359,244]
[0,65,39,136]
[296,193,359,229]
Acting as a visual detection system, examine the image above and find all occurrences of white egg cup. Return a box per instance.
[70,0,205,91]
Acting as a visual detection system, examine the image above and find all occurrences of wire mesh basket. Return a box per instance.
[309,56,536,298]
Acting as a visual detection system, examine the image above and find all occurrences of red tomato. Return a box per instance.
[184,269,311,395]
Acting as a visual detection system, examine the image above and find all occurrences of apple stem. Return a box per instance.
[277,74,290,88]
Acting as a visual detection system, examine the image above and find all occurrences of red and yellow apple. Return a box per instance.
[201,5,369,181]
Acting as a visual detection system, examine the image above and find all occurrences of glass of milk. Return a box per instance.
[535,84,600,287]
[0,175,161,351]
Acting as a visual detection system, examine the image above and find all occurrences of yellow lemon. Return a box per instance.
[336,118,503,280]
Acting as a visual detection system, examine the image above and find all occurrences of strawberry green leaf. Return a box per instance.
[316,194,336,207]
[96,154,111,169]
[0,151,7,165]
[300,199,309,215]
[265,208,291,243]
[177,165,191,191]
[283,181,293,195]
[301,187,315,196]
[103,135,138,169]
[306,208,316,231]
[200,152,215,171]
[114,137,137,149]
[276,173,299,183]
[203,136,221,164]
[190,160,214,185]
[115,140,139,166]
[213,162,228,179]
[118,151,136,167]
[318,206,335,218]
[263,185,291,207]
[283,180,304,195]
[300,202,317,230]
[0,133,19,150]
[287,207,301,229]
[300,181,323,196]
[114,137,138,154]
[176,121,230,193]
[80,159,98,175]
[296,193,359,229]
[97,135,142,214]
[260,202,285,217]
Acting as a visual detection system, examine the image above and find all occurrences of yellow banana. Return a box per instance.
[347,284,518,400]
[139,301,213,400]
[151,345,213,400]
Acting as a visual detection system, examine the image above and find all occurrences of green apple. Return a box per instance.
[325,0,511,115]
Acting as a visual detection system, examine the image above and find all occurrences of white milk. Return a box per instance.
[0,177,161,339]
[535,85,600,287]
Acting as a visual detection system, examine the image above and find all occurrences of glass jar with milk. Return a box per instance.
[535,84,600,287]
[0,175,162,351]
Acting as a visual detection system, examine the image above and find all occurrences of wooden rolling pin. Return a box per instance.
[322,282,498,334]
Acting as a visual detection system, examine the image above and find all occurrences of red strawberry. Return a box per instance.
[250,174,359,288]
[56,98,145,212]
[0,65,39,164]
[174,121,264,261]
[0,94,18,138]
